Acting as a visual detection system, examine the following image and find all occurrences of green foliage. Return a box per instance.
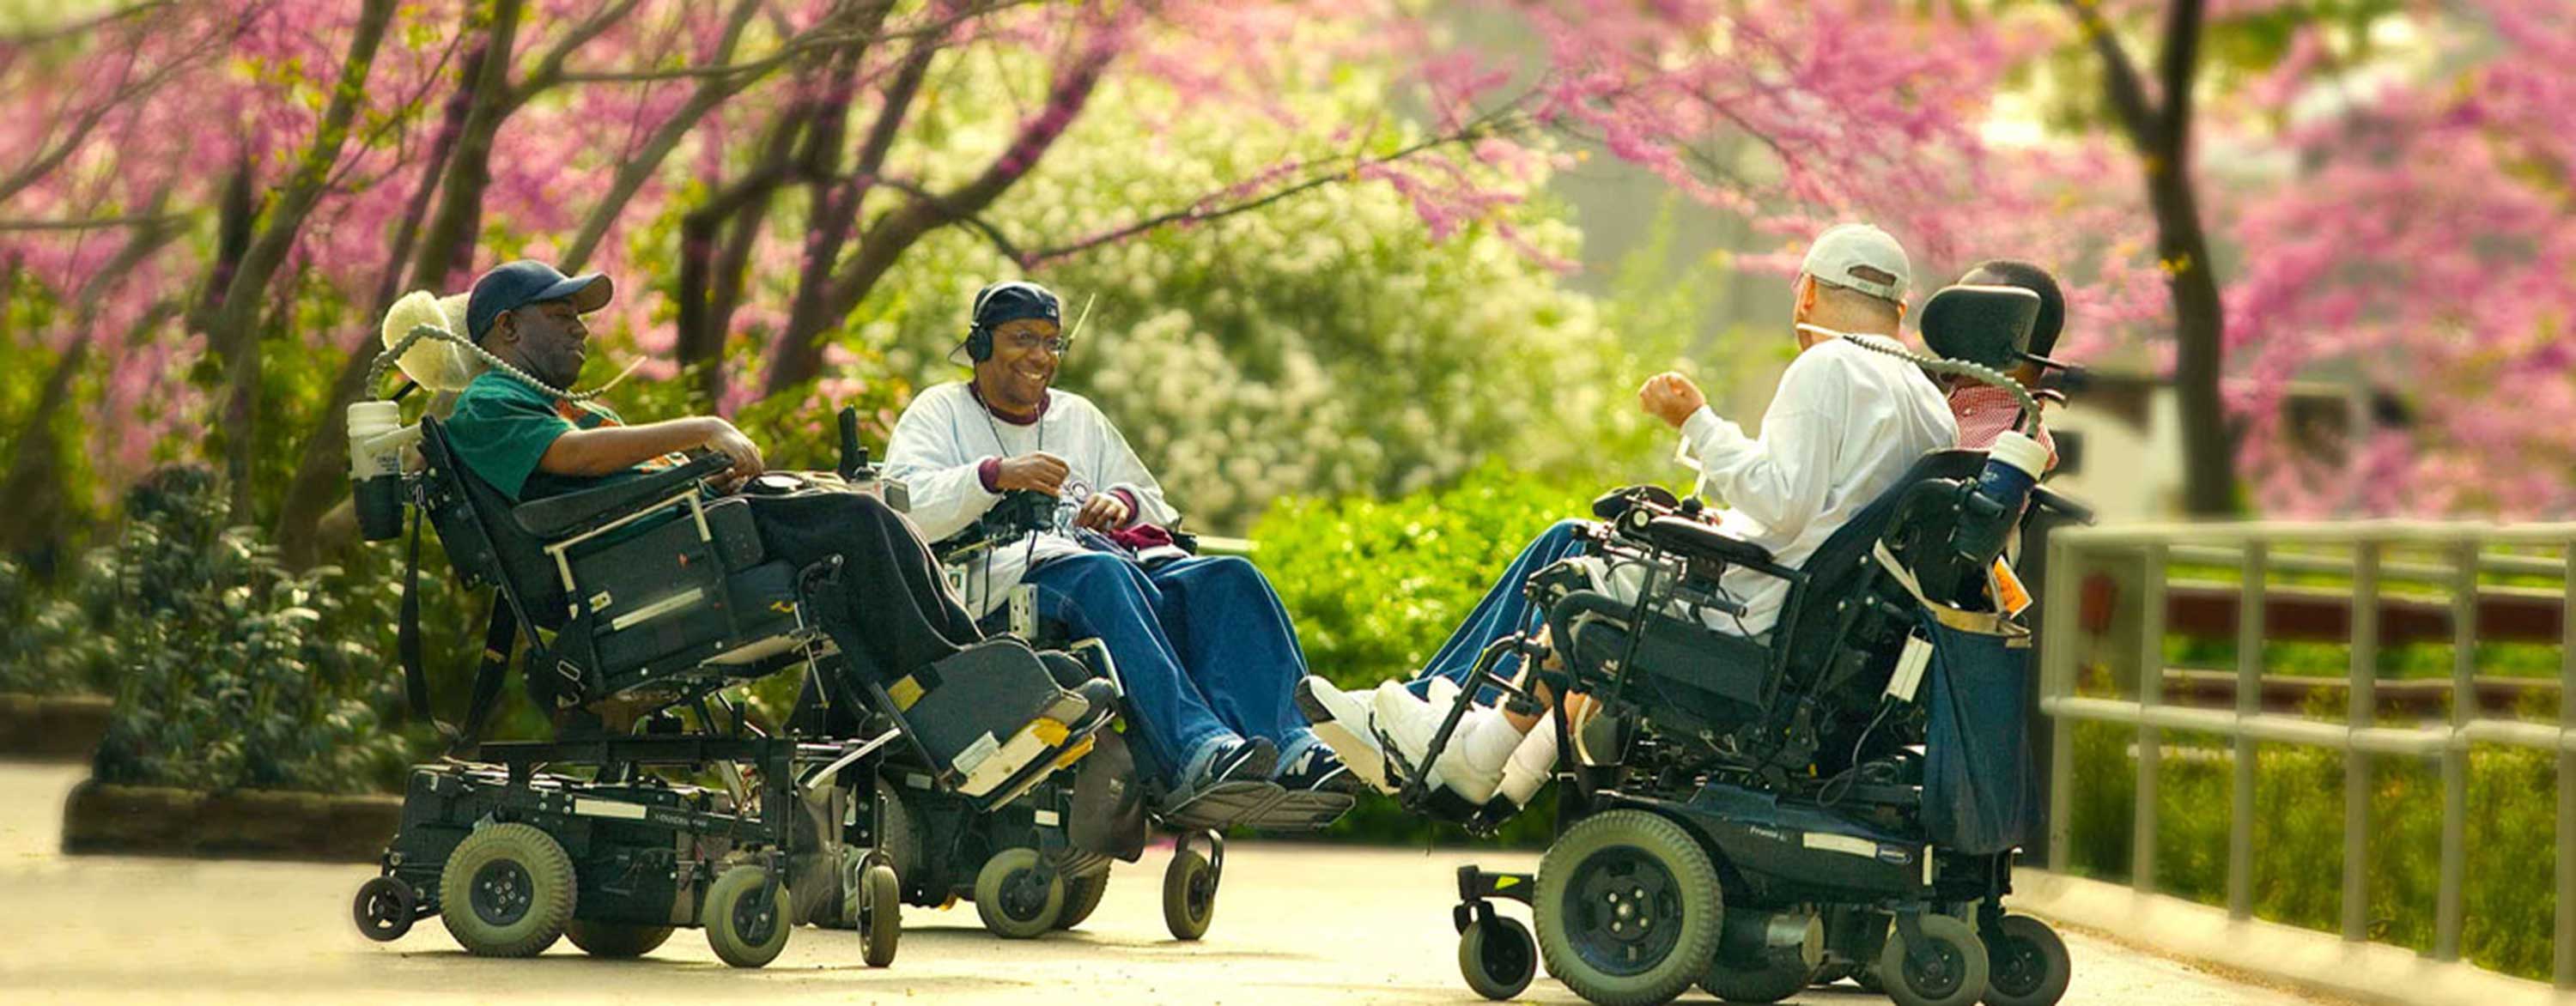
[844,66,1686,530]
[78,467,417,794]
[1253,461,1651,846]
[0,551,118,694]
[2063,718,2559,979]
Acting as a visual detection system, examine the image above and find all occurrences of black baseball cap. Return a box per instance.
[971,280,1060,332]
[466,260,613,342]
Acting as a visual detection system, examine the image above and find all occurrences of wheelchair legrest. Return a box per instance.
[406,411,1106,808]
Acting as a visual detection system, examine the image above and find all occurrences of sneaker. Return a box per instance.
[1273,743,1354,793]
[1296,677,1393,792]
[1182,735,1276,795]
[1370,684,1516,803]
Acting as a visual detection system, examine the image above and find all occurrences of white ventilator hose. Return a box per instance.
[1798,323,2044,437]
[369,323,638,403]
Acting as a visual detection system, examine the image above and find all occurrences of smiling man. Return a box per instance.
[884,280,1350,802]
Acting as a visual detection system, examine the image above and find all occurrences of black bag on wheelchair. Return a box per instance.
[1916,609,2034,856]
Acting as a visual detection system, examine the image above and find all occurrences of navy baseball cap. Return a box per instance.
[466,260,613,342]
[970,280,1060,331]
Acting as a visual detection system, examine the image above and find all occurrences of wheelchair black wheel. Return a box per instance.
[564,919,674,959]
[1055,869,1109,930]
[439,823,576,958]
[1808,961,1860,987]
[1459,914,1539,1000]
[974,848,1065,939]
[705,865,791,968]
[859,864,901,967]
[1979,915,2069,1006]
[352,876,419,942]
[1700,946,1809,1003]
[1877,914,1989,1006]
[1162,848,1218,941]
[1533,809,1723,1006]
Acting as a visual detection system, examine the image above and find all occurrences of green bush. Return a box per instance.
[1252,461,1625,846]
[82,467,418,795]
[2063,718,2559,979]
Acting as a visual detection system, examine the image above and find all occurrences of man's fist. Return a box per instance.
[701,417,766,488]
[1073,492,1132,530]
[1638,372,1707,428]
[994,451,1071,495]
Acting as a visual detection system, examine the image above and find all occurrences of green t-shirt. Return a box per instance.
[446,371,683,501]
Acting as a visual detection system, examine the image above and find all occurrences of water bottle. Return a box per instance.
[1953,429,2048,567]
[347,401,406,541]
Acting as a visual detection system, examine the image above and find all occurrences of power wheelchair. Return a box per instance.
[346,407,1128,967]
[1397,293,2093,1006]
[923,492,1358,941]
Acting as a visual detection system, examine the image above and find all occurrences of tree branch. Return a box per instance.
[507,0,647,108]
[0,214,190,233]
[557,0,769,270]
[0,1,172,47]
[2057,0,2162,154]
[2155,0,2206,154]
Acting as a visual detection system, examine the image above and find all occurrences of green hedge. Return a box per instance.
[2063,710,2559,980]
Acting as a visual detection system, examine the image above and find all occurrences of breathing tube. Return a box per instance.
[346,323,620,541]
[1798,323,2050,572]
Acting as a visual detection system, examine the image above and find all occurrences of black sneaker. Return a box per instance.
[1189,736,1277,792]
[1273,745,1357,793]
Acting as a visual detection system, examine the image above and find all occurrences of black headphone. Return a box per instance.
[964,281,1058,363]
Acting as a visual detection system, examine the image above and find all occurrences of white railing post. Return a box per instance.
[2344,540,2380,943]
[2135,542,2166,894]
[2044,532,2082,874]
[2229,541,2265,921]
[2557,545,2576,988]
[2436,538,2475,961]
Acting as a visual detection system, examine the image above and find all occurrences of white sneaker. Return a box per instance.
[1496,721,1559,807]
[1370,685,1516,803]
[1295,676,1392,793]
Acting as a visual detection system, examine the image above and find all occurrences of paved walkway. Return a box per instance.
[0,762,2335,1004]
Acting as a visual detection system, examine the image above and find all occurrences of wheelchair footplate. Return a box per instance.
[1157,779,1355,833]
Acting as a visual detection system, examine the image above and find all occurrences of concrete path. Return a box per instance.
[0,762,2337,1004]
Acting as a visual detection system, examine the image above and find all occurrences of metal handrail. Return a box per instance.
[2039,523,2576,986]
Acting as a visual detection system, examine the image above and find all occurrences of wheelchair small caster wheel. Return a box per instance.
[1979,915,2069,1006]
[1458,914,1537,1000]
[353,876,419,942]
[705,865,790,968]
[564,919,674,959]
[1879,913,1989,1006]
[1162,847,1218,941]
[975,847,1064,939]
[439,823,576,957]
[858,864,901,967]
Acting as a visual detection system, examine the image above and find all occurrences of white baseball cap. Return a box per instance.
[1799,223,1911,304]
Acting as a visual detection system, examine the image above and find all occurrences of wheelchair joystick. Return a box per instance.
[836,405,872,481]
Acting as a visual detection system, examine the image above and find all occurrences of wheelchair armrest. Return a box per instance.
[2028,484,2095,525]
[1631,513,1774,568]
[512,452,733,539]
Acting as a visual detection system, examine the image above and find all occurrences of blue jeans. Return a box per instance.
[1411,519,1590,697]
[1022,552,1316,782]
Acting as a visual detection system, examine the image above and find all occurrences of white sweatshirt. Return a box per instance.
[1677,333,1958,634]
[884,381,1180,617]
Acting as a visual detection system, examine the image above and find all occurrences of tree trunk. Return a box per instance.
[204,0,398,524]
[765,39,1113,397]
[271,15,485,567]
[2153,170,2234,516]
[0,339,91,562]
[408,0,524,293]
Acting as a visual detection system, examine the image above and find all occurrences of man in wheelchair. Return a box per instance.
[440,261,1111,726]
[1297,223,1959,814]
[884,280,1352,804]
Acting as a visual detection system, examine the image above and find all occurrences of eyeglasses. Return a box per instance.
[1001,330,1069,355]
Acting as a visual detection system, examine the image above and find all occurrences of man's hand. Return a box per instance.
[1073,492,1132,530]
[700,416,765,489]
[993,451,1071,495]
[1638,372,1708,429]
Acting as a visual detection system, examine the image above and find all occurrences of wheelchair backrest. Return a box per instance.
[1775,448,1987,701]
[416,417,570,630]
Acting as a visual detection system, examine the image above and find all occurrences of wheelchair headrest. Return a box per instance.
[1919,284,2040,371]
